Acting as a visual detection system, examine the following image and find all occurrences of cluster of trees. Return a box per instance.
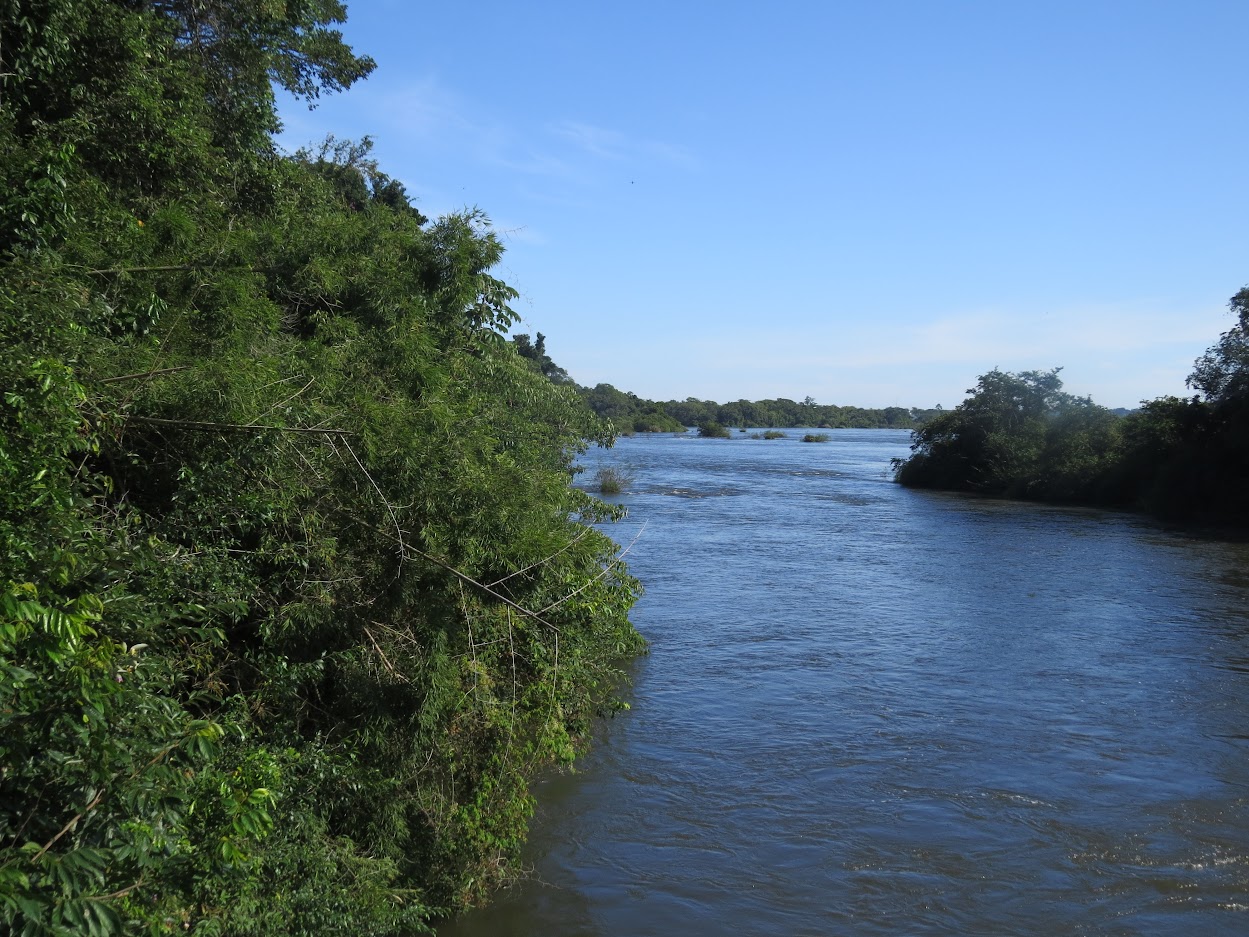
[894,290,1249,525]
[1,2,643,934]
[578,384,935,433]
[511,331,572,385]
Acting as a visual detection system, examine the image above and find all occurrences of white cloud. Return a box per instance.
[550,119,697,168]
[626,299,1231,407]
[693,300,1226,373]
[341,81,695,183]
[550,121,628,160]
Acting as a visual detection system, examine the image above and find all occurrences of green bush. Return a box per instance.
[801,433,831,443]
[698,421,731,438]
[595,466,634,495]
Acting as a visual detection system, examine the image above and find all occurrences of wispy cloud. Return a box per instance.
[550,119,697,168]
[279,74,698,220]
[674,299,1229,406]
[550,121,628,160]
[696,301,1226,373]
[360,81,695,183]
[378,78,549,170]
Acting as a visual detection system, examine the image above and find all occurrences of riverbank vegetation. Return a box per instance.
[697,421,733,439]
[594,466,634,495]
[0,3,644,933]
[578,384,938,432]
[893,291,1249,526]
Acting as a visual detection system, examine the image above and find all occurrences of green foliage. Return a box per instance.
[578,385,922,430]
[1189,286,1249,405]
[629,412,684,433]
[593,466,633,495]
[0,2,643,933]
[893,310,1249,526]
[512,331,572,384]
[697,421,732,439]
[894,368,1079,495]
[800,433,830,443]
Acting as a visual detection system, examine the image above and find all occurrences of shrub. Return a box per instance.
[801,433,831,443]
[698,421,731,438]
[595,466,634,494]
[763,430,786,439]
[631,413,683,432]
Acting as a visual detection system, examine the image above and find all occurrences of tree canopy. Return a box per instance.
[1,3,642,933]
[893,290,1249,524]
[575,384,925,434]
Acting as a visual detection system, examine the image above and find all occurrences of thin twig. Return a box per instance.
[250,376,315,423]
[505,607,518,762]
[536,522,647,615]
[363,626,408,683]
[124,416,355,436]
[85,264,273,276]
[98,365,191,385]
[339,438,406,574]
[119,306,188,412]
[403,542,562,634]
[31,790,105,862]
[487,526,593,588]
[95,877,146,901]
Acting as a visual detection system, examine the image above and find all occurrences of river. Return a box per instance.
[441,429,1249,936]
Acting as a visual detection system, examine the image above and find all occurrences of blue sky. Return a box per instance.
[277,0,1249,409]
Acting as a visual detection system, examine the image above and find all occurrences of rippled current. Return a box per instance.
[442,429,1249,936]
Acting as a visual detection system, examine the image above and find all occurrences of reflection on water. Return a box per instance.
[441,430,1249,937]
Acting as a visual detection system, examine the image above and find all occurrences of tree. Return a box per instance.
[1189,286,1249,406]
[894,368,1076,494]
[513,331,573,383]
[697,420,731,438]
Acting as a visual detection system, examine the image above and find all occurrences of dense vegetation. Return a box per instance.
[894,291,1249,526]
[696,421,732,439]
[0,3,645,934]
[578,383,935,433]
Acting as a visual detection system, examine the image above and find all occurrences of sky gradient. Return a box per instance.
[277,0,1249,409]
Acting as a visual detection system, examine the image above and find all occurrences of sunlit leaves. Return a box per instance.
[1,2,643,931]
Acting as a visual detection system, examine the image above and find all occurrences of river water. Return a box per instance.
[442,429,1249,936]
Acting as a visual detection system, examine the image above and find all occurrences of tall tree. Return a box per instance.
[1189,286,1249,406]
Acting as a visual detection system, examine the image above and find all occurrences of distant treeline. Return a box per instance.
[575,381,938,433]
[893,287,1249,526]
[510,334,936,432]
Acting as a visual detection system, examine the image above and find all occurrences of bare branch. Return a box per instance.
[403,543,562,634]
[487,526,593,588]
[249,376,316,423]
[85,264,273,276]
[338,438,406,575]
[123,416,355,436]
[98,365,192,385]
[31,790,105,862]
[536,522,647,616]
[363,626,409,683]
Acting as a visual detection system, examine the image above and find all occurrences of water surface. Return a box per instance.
[443,429,1249,936]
